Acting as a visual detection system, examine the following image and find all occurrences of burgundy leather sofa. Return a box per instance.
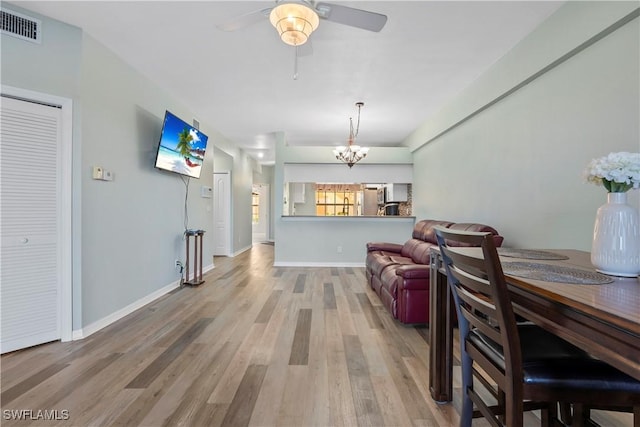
[365,219,504,324]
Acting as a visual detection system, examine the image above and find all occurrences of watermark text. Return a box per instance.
[3,409,70,421]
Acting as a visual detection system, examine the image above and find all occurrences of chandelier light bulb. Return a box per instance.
[269,2,319,46]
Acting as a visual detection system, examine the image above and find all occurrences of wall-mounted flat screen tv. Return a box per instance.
[155,110,208,179]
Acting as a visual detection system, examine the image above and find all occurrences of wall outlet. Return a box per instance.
[175,260,184,273]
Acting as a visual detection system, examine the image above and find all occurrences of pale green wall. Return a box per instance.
[77,33,216,326]
[409,2,640,250]
[1,4,252,330]
[214,147,234,172]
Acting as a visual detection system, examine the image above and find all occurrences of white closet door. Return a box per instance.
[1,96,62,353]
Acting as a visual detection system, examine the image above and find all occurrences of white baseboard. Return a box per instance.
[273,261,365,268]
[232,245,252,257]
[72,264,217,340]
[72,279,180,340]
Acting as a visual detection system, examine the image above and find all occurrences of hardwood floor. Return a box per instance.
[1,244,632,426]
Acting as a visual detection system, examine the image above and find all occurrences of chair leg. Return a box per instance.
[540,402,558,427]
[633,405,639,427]
[559,402,572,426]
[572,403,589,427]
[498,389,506,425]
[459,351,474,427]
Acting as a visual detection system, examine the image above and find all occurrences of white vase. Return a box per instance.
[591,192,640,277]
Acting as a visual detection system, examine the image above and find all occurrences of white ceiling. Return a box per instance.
[13,1,563,165]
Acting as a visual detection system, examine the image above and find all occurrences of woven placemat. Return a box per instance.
[497,248,569,260]
[503,261,614,285]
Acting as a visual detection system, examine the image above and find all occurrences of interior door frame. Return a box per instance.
[252,183,270,242]
[1,85,73,343]
[213,171,232,256]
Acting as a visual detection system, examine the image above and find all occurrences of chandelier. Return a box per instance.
[269,1,319,46]
[333,102,369,168]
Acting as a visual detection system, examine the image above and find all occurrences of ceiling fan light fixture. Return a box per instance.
[269,2,319,46]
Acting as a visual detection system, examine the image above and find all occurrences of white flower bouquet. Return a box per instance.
[584,152,640,193]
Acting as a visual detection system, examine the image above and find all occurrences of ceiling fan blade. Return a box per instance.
[315,2,387,32]
[216,7,272,32]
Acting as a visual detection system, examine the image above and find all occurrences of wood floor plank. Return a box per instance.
[190,403,229,427]
[325,309,358,427]
[288,308,312,365]
[371,374,417,427]
[36,352,123,410]
[207,323,267,404]
[276,365,308,426]
[356,292,385,329]
[342,334,385,427]
[254,290,282,324]
[84,388,142,427]
[304,297,331,427]
[249,294,289,366]
[0,351,66,388]
[0,362,70,405]
[220,364,268,427]
[247,296,301,426]
[125,317,213,388]
[293,273,307,293]
[323,282,337,309]
[159,341,248,427]
[132,342,234,427]
[335,293,358,337]
[219,264,244,280]
[373,326,436,424]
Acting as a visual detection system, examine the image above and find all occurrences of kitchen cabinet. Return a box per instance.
[292,183,306,203]
[385,184,408,202]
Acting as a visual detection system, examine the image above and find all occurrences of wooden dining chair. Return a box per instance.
[433,225,640,427]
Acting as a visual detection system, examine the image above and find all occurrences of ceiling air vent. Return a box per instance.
[1,9,41,44]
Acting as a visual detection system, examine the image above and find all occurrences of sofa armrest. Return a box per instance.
[395,264,431,291]
[395,264,431,279]
[366,242,403,253]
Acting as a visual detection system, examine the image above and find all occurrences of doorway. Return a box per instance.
[252,184,270,243]
[213,172,231,256]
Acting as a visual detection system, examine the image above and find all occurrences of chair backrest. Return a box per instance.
[433,225,523,394]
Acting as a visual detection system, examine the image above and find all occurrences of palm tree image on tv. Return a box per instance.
[176,128,193,158]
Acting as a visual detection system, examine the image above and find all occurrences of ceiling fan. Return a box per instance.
[216,1,387,46]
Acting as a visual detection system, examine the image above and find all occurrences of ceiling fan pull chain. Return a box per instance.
[293,46,299,80]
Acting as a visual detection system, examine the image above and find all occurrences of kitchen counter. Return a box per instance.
[281,215,415,220]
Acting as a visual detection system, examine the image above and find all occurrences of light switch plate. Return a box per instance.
[92,166,103,180]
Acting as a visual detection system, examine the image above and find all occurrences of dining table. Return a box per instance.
[428,247,640,403]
